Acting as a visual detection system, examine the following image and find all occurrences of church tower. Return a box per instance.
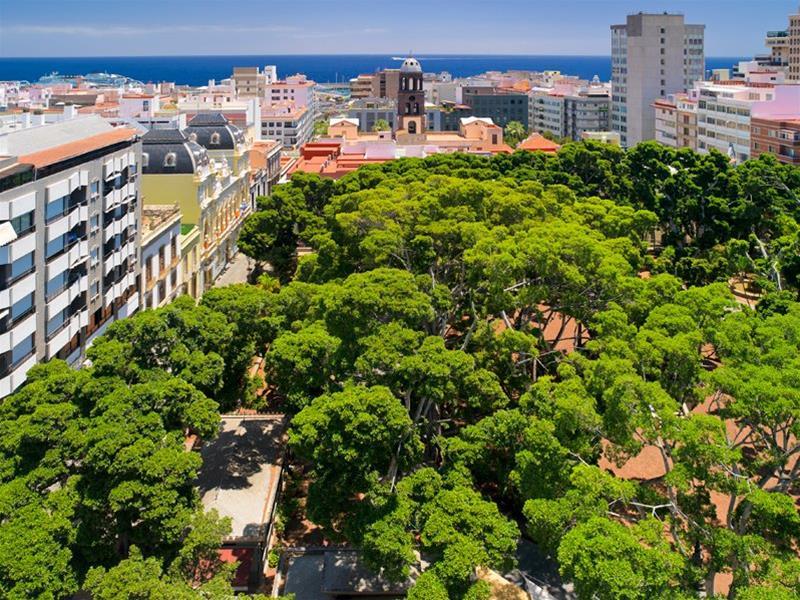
[397,56,425,140]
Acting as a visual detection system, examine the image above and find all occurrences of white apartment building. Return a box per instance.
[261,105,314,150]
[0,116,141,398]
[611,13,705,147]
[696,82,774,162]
[529,88,611,141]
[140,205,181,310]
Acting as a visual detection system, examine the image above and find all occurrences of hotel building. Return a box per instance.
[141,114,252,297]
[0,116,141,397]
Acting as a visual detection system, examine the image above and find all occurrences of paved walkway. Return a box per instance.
[214,252,252,287]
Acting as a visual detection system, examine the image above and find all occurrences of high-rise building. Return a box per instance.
[611,12,705,147]
[787,5,800,81]
[0,116,142,397]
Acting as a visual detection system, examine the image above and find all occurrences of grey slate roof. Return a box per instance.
[183,112,245,151]
[141,127,209,175]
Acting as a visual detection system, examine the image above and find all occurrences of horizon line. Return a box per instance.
[0,52,749,59]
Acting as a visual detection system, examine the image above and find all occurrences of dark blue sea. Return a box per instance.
[0,55,748,86]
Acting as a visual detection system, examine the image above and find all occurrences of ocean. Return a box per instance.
[0,55,748,86]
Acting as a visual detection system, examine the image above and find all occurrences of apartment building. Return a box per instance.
[0,116,141,398]
[140,205,181,310]
[530,88,611,141]
[751,85,800,165]
[696,82,774,162]
[611,13,705,147]
[349,75,374,100]
[264,75,316,110]
[765,30,790,68]
[261,106,314,150]
[462,89,529,129]
[653,98,679,147]
[789,5,800,82]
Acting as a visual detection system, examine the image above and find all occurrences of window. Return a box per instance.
[164,152,177,168]
[9,211,34,236]
[45,195,68,221]
[210,132,221,145]
[10,251,34,282]
[46,307,69,338]
[46,270,69,298]
[10,334,34,366]
[90,248,100,267]
[90,281,100,299]
[91,180,100,196]
[142,153,149,168]
[10,292,34,322]
[90,215,100,233]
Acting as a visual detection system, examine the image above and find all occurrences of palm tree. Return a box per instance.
[504,121,526,147]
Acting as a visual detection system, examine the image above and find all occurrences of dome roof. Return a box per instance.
[183,112,246,150]
[141,128,209,175]
[400,57,422,74]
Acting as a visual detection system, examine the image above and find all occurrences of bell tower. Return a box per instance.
[397,56,425,140]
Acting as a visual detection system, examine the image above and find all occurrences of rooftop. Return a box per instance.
[141,205,181,241]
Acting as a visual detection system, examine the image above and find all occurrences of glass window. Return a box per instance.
[46,308,68,337]
[10,334,34,365]
[9,211,34,236]
[46,235,66,259]
[46,195,67,221]
[10,252,34,280]
[10,292,34,321]
[91,180,100,195]
[46,270,68,296]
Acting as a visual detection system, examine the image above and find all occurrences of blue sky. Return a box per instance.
[0,0,796,57]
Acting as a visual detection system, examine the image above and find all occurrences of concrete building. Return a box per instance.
[751,85,800,165]
[349,74,375,100]
[0,116,141,398]
[529,87,611,141]
[696,82,775,162]
[371,69,401,99]
[530,93,565,139]
[611,13,705,147]
[260,105,314,149]
[346,98,397,132]
[248,139,282,204]
[232,67,265,98]
[140,205,181,310]
[264,74,316,110]
[141,114,251,297]
[765,29,790,68]
[426,102,474,132]
[789,5,800,82]
[462,88,529,129]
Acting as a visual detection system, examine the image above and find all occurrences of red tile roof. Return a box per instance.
[19,127,138,169]
[517,133,560,153]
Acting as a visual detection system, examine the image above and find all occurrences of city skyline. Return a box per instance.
[0,0,797,57]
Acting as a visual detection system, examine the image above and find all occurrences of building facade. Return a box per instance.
[789,6,800,82]
[611,13,705,147]
[260,106,314,149]
[0,116,141,398]
[140,205,181,310]
[462,89,529,129]
[141,114,251,297]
